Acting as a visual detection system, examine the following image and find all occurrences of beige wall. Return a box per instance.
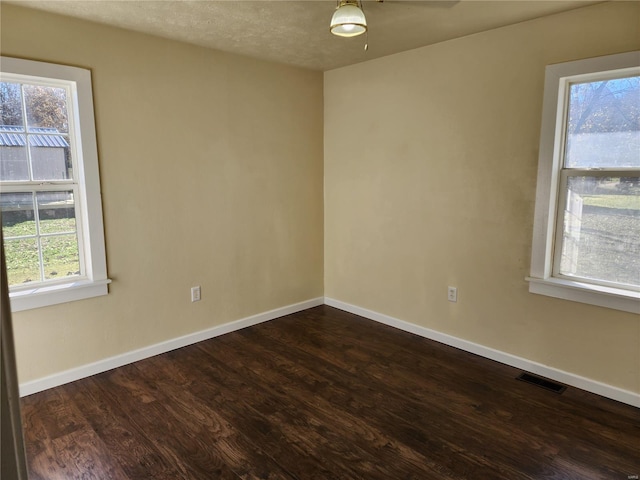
[325,2,640,394]
[1,5,324,383]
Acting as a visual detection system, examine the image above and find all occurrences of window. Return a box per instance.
[1,57,109,312]
[528,51,640,313]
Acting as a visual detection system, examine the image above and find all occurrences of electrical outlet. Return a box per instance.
[447,286,458,303]
[191,286,201,302]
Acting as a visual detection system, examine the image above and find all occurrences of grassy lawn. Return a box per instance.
[3,218,79,286]
[582,194,640,210]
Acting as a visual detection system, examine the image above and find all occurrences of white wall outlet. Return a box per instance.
[191,286,201,302]
[447,286,458,303]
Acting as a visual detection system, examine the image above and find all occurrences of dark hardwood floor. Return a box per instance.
[21,305,640,479]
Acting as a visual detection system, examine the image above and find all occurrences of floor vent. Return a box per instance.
[516,373,567,394]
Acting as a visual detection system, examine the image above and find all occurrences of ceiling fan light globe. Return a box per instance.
[330,3,367,38]
[331,23,367,37]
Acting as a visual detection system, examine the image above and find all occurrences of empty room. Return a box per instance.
[1,1,639,478]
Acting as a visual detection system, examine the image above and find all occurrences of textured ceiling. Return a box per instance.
[6,0,601,71]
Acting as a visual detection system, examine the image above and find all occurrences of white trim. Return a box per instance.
[9,278,111,312]
[19,297,324,397]
[324,297,640,408]
[527,277,639,314]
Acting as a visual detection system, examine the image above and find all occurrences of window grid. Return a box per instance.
[1,76,84,289]
[549,73,640,291]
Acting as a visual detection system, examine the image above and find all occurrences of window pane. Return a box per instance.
[4,237,40,285]
[36,191,76,234]
[1,192,36,237]
[23,85,69,133]
[559,176,640,287]
[41,235,80,280]
[30,133,72,181]
[0,143,29,181]
[565,76,640,168]
[0,82,23,126]
[0,82,28,180]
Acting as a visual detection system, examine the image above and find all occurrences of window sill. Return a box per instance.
[526,276,640,314]
[9,278,111,312]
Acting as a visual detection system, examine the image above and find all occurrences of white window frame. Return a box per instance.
[528,51,640,314]
[1,57,110,312]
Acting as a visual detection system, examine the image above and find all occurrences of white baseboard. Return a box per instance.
[21,295,640,408]
[19,297,324,397]
[324,297,640,408]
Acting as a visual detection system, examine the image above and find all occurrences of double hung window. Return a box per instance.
[529,51,640,313]
[0,57,109,311]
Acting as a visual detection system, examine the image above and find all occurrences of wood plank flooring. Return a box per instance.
[20,305,640,479]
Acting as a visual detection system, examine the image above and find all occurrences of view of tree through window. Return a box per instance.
[1,80,81,287]
[565,77,640,168]
[558,76,640,288]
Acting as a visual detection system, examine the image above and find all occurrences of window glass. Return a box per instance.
[23,84,69,133]
[2,79,79,287]
[41,235,80,280]
[0,82,24,126]
[0,144,29,181]
[559,176,640,287]
[1,191,81,285]
[1,192,36,236]
[30,132,72,181]
[4,237,40,285]
[36,191,76,234]
[558,73,640,290]
[1,192,38,284]
[565,76,640,168]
